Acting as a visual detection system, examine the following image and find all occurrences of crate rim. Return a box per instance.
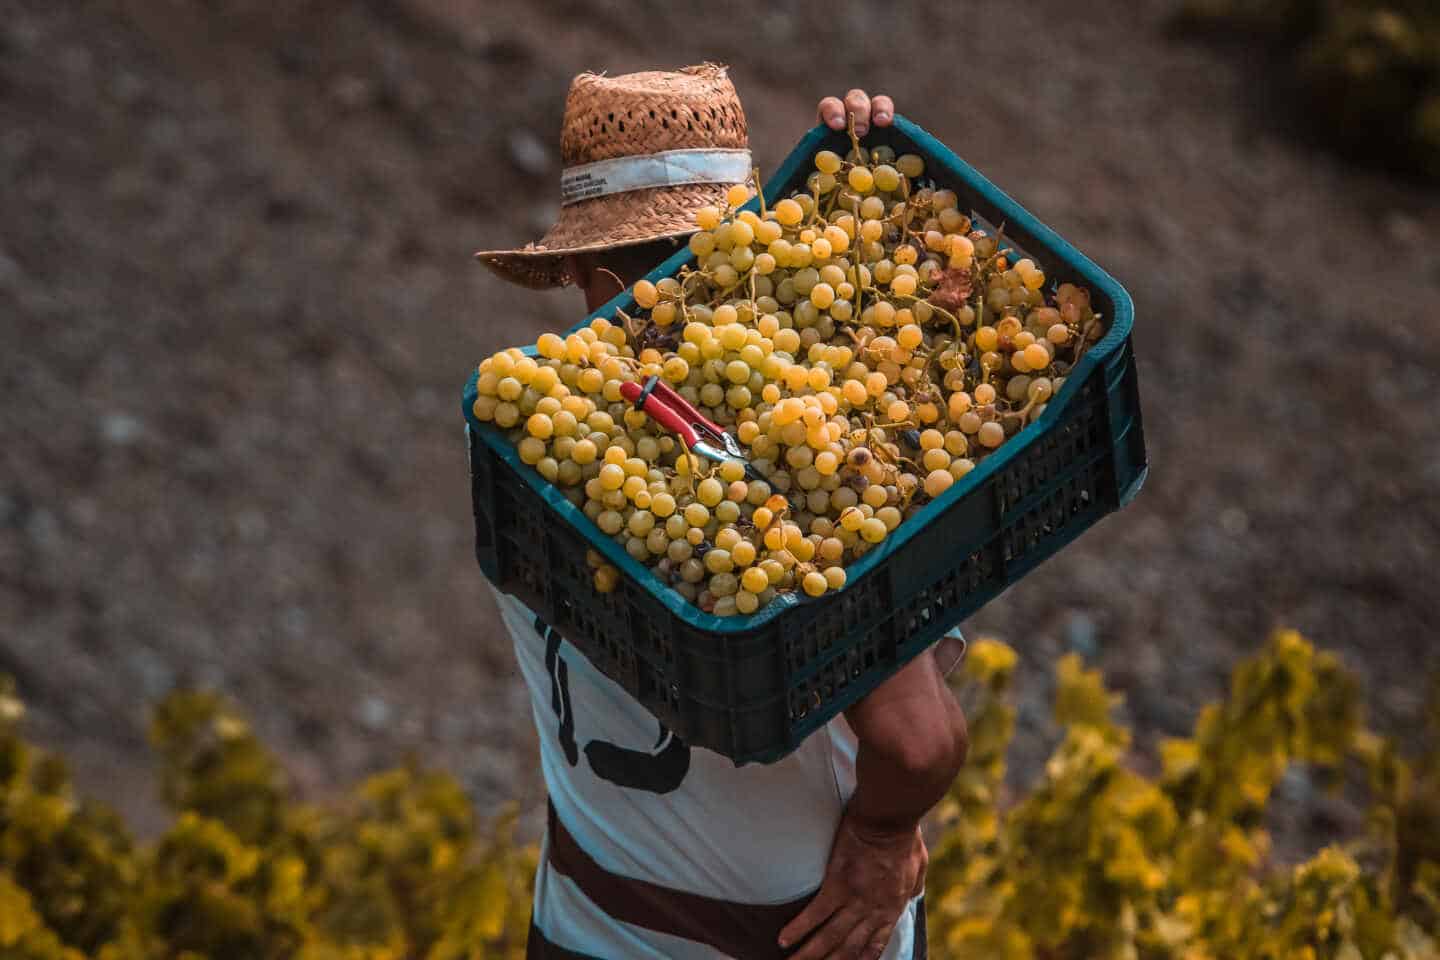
[465,114,1136,635]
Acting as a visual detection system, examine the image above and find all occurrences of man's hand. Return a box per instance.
[778,808,926,960]
[817,90,895,138]
[779,652,966,958]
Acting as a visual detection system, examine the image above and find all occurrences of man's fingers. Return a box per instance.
[872,95,895,127]
[837,918,892,960]
[820,90,895,136]
[864,922,898,960]
[912,837,928,898]
[844,89,871,136]
[780,885,842,950]
[788,908,861,960]
[818,96,847,130]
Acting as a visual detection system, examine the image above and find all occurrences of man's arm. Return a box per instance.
[846,648,969,828]
[779,651,969,960]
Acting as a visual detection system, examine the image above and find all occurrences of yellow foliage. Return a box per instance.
[928,629,1440,959]
[0,871,44,946]
[1053,653,1124,741]
[0,632,1436,959]
[0,871,86,959]
[0,678,534,960]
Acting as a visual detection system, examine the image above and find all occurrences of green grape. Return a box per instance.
[484,146,1101,616]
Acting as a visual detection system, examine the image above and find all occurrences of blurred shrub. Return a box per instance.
[928,630,1440,958]
[0,681,534,959]
[0,630,1436,958]
[1177,0,1440,177]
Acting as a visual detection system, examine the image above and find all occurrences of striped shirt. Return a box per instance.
[490,583,923,959]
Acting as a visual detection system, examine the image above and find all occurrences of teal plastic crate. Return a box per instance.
[466,116,1146,764]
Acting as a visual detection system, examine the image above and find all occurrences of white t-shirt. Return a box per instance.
[489,582,922,959]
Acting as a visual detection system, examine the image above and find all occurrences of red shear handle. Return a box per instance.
[619,379,701,448]
[646,377,727,441]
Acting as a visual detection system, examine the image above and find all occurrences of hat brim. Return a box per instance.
[475,181,726,289]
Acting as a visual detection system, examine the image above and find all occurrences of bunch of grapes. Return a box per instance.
[473,131,1105,616]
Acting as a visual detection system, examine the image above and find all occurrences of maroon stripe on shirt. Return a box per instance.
[526,921,604,960]
[544,801,811,959]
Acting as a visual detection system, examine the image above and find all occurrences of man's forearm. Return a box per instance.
[844,653,969,830]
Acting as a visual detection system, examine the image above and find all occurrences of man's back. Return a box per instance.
[489,584,921,959]
[473,67,957,958]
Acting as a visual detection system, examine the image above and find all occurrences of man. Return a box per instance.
[476,66,968,960]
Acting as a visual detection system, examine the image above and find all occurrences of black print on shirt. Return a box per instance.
[534,615,690,794]
[584,722,690,794]
[541,616,579,767]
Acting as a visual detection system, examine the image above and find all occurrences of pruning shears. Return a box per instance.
[620,375,765,483]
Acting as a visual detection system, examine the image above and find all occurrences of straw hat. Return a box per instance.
[477,64,750,289]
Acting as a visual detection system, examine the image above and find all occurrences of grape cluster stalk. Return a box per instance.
[472,126,1105,616]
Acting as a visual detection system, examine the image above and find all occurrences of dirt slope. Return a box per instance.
[2,0,1437,836]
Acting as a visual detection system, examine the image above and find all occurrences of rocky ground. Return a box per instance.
[2,0,1437,840]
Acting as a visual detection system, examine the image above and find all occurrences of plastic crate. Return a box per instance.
[465,116,1146,765]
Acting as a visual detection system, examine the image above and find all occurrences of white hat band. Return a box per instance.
[560,148,753,206]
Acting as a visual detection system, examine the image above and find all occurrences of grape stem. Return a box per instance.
[615,307,646,345]
[898,484,919,510]
[891,289,963,340]
[598,266,634,343]
[1072,314,1104,366]
[990,220,1010,259]
[856,282,963,342]
[679,266,708,299]
[675,435,700,497]
[672,270,702,325]
[686,266,746,313]
[852,263,864,320]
